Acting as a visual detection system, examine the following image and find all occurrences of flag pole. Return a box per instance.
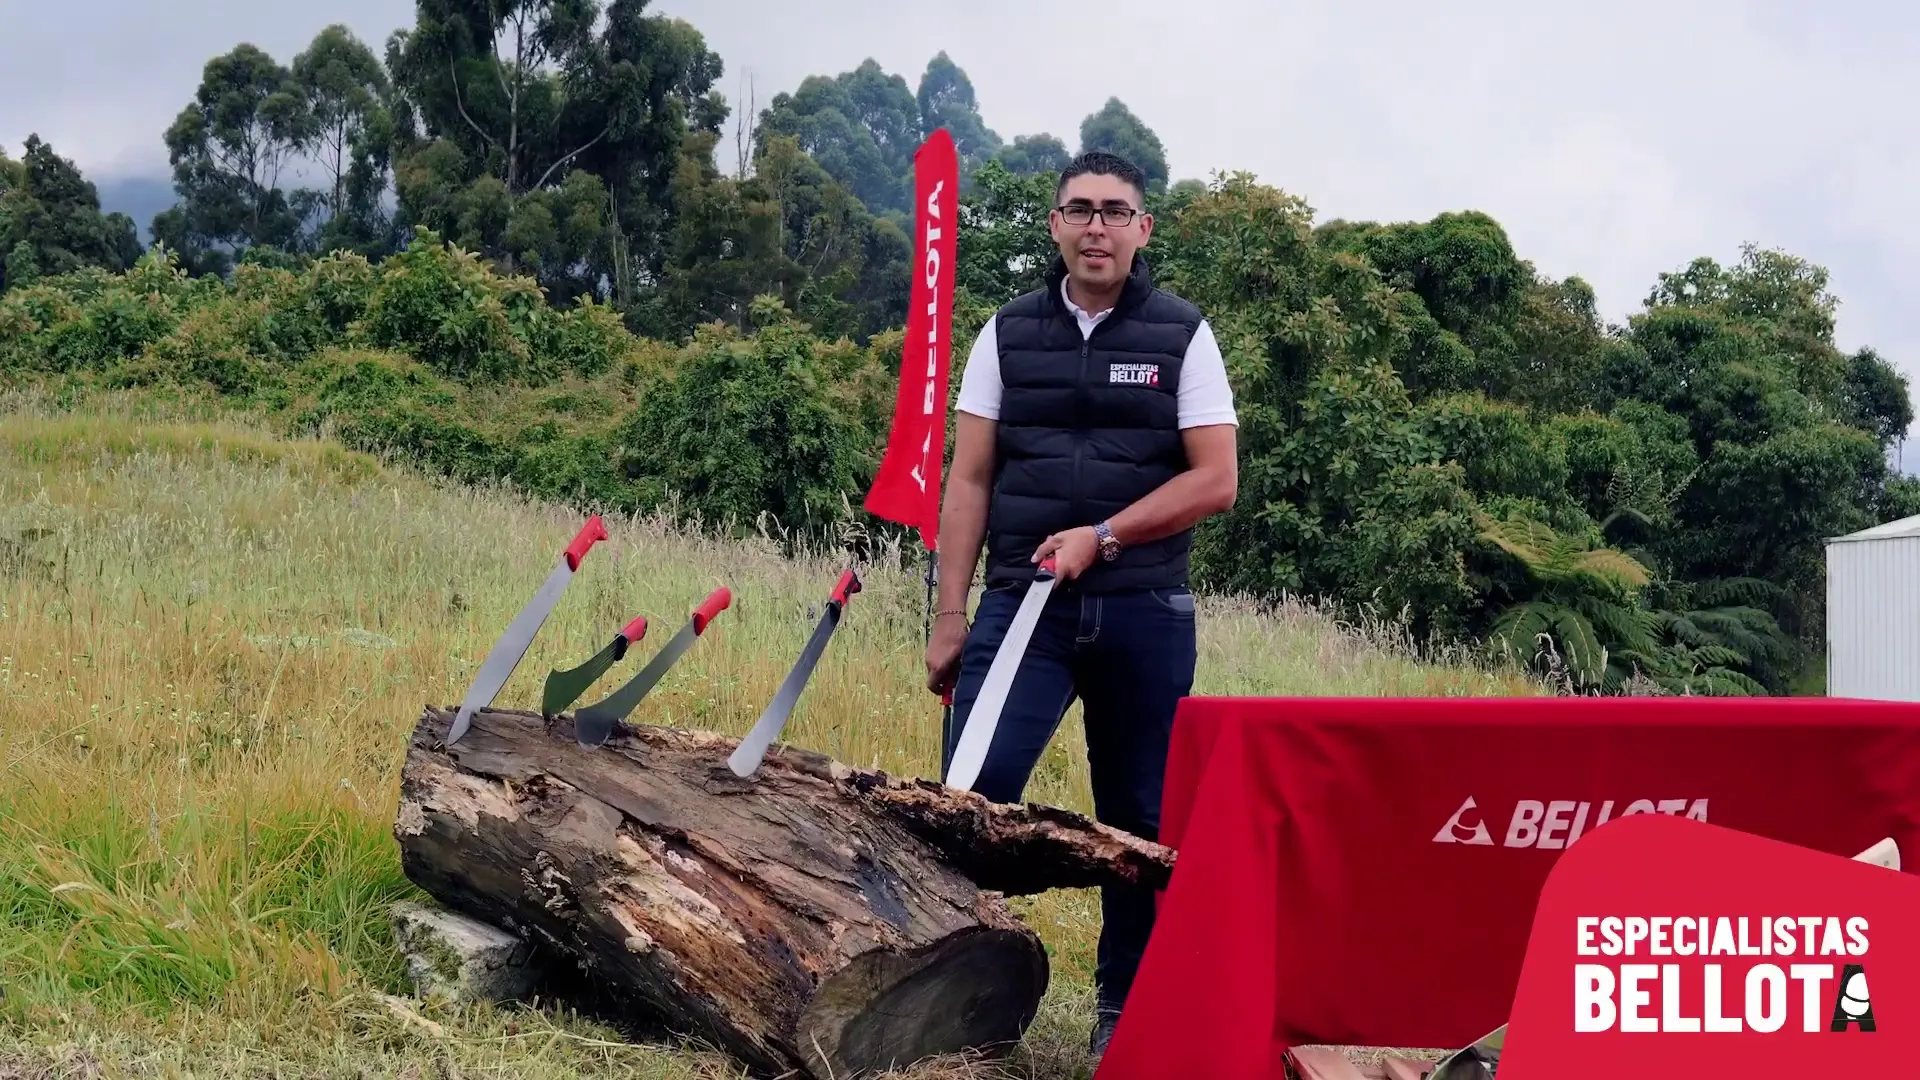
[926,547,954,768]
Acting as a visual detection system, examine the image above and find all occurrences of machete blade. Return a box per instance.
[728,570,861,777]
[943,557,1056,792]
[574,586,732,747]
[447,515,607,745]
[541,613,647,717]
[1427,1023,1503,1080]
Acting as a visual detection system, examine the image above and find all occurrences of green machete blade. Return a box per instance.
[541,635,622,717]
[541,614,648,718]
[573,623,696,746]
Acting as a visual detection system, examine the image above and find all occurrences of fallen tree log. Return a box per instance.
[393,704,1176,1079]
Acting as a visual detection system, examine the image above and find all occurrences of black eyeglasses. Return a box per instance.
[1055,204,1142,227]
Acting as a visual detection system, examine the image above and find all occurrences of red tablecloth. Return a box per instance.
[1092,695,1920,1080]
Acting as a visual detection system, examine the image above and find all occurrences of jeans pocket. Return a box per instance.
[1150,587,1197,616]
[972,582,1024,621]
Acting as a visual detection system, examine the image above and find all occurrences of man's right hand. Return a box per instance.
[926,614,968,696]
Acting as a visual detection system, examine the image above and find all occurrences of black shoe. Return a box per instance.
[1089,1012,1119,1058]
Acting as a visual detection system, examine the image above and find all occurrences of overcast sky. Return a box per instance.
[4,0,1917,432]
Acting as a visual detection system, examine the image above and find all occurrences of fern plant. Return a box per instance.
[1475,511,1658,691]
[1643,576,1792,695]
[1477,509,1782,696]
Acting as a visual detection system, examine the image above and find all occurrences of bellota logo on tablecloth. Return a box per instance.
[1500,814,1915,1078]
[1433,795,1709,848]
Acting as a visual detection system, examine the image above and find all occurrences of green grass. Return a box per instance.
[0,389,1538,1078]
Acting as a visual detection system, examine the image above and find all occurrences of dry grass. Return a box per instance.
[0,390,1537,1078]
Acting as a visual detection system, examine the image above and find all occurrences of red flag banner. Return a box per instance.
[864,128,959,551]
[1500,813,1920,1078]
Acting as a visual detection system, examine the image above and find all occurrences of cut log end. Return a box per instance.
[800,924,1048,1075]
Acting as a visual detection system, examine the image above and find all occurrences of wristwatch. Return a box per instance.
[1094,521,1122,561]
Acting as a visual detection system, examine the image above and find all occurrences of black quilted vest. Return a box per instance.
[983,252,1201,593]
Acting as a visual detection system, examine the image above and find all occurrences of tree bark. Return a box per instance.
[393,704,1175,1079]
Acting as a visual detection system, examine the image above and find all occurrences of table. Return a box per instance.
[1092,695,1920,1079]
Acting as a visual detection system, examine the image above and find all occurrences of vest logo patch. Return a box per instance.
[1108,362,1159,386]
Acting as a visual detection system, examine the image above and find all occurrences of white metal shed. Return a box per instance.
[1827,513,1920,700]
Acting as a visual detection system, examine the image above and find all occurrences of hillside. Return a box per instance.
[0,393,1535,1078]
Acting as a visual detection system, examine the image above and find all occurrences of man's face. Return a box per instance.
[1049,172,1152,291]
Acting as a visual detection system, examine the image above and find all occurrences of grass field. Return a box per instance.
[0,389,1539,1078]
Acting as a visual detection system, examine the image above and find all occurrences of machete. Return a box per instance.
[727,569,861,777]
[446,515,608,745]
[540,613,648,718]
[1427,1022,1502,1080]
[574,586,732,747]
[943,555,1057,792]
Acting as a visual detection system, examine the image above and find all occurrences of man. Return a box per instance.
[925,150,1238,1057]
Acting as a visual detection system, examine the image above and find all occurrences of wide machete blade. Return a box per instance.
[943,556,1057,792]
[1426,1023,1502,1080]
[540,613,647,717]
[573,586,732,747]
[728,569,861,778]
[446,515,607,745]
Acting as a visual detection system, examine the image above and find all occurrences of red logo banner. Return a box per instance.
[863,128,959,551]
[1501,812,1920,1077]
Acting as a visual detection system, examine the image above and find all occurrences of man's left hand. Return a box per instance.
[1033,526,1098,581]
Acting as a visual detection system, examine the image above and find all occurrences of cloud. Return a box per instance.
[2,0,1914,416]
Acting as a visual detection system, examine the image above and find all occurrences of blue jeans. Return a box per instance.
[942,580,1198,1017]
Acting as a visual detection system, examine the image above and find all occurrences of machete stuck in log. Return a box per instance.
[392,703,1176,1079]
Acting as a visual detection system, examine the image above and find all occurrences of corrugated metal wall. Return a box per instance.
[1827,534,1920,700]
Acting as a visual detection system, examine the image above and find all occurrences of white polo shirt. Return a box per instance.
[954,278,1239,429]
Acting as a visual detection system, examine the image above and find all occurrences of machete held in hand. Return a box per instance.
[943,555,1057,792]
[541,613,648,718]
[574,586,732,748]
[446,514,608,745]
[727,569,861,778]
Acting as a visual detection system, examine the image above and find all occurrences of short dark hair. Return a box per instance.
[1056,151,1147,206]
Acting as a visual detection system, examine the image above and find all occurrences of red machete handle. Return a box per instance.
[1036,554,1058,578]
[692,587,731,634]
[619,614,648,642]
[830,569,861,607]
[564,515,608,571]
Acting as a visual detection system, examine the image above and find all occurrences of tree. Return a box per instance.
[157,43,315,267]
[657,130,907,342]
[1153,173,1480,636]
[952,158,1056,308]
[386,0,602,205]
[1475,510,1657,691]
[1586,247,1903,680]
[1841,346,1913,447]
[914,52,1000,177]
[578,5,727,308]
[1318,210,1531,400]
[756,59,922,221]
[1076,98,1168,194]
[993,134,1070,178]
[386,0,726,300]
[290,25,397,255]
[0,136,142,293]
